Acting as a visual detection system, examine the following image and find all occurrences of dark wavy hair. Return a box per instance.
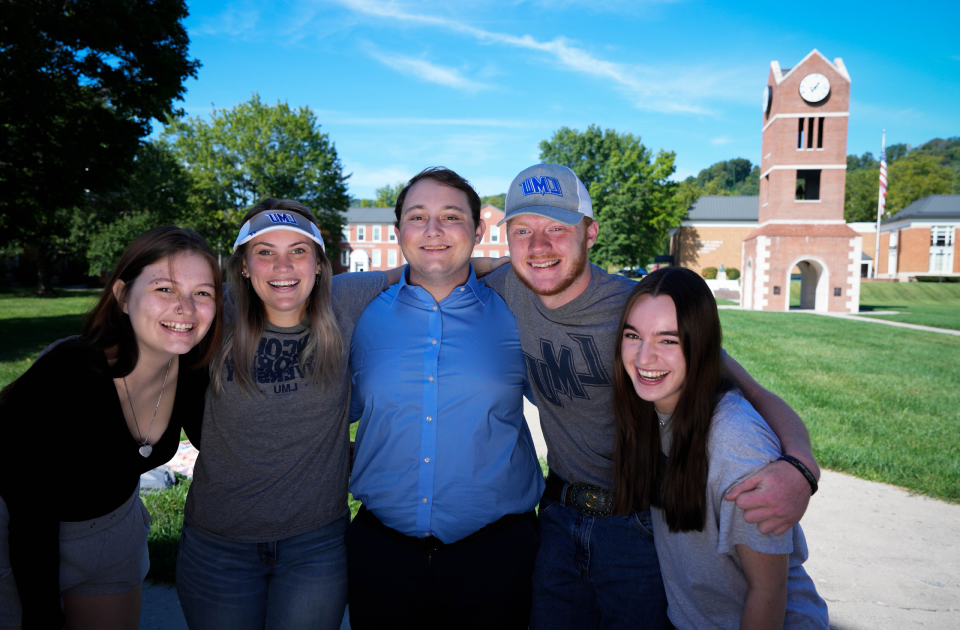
[611,267,734,532]
[82,225,224,376]
[393,167,481,228]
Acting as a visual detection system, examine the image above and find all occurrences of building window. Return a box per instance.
[372,249,381,267]
[388,230,396,242]
[340,249,348,266]
[834,287,842,296]
[796,170,821,200]
[357,226,365,241]
[773,286,781,295]
[373,226,381,242]
[341,227,349,242]
[797,118,804,150]
[807,117,815,149]
[491,227,499,243]
[930,226,955,274]
[817,117,825,149]
[388,249,397,267]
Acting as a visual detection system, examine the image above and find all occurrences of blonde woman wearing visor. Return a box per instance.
[172,198,393,630]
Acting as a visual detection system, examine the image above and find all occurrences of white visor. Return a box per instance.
[233,211,326,252]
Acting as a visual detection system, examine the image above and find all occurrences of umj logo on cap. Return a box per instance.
[266,212,298,225]
[520,176,563,197]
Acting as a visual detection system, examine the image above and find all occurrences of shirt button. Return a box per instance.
[428,376,434,382]
[431,339,437,345]
[422,497,428,503]
[424,457,430,463]
[432,305,438,311]
[426,416,432,422]
[460,287,465,291]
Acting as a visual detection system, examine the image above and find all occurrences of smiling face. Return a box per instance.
[115,252,218,362]
[506,214,598,309]
[620,293,687,415]
[242,229,321,327]
[396,178,484,300]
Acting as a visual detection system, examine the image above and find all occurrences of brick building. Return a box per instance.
[669,196,759,276]
[876,195,960,280]
[741,49,861,313]
[334,204,507,274]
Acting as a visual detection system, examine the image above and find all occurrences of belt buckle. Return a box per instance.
[569,482,613,517]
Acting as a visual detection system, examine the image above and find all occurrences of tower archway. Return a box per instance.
[786,257,829,312]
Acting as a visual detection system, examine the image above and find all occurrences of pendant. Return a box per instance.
[139,444,153,458]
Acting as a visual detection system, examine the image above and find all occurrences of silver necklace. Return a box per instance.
[123,360,172,458]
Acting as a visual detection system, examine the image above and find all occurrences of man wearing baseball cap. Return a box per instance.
[481,163,821,629]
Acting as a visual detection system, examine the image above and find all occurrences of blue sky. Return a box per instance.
[178,0,960,199]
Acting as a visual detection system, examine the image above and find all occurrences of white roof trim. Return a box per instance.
[771,60,783,83]
[762,111,849,133]
[773,49,848,85]
[758,219,847,228]
[760,164,846,179]
[680,221,759,228]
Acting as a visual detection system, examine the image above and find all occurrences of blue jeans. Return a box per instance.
[530,493,670,630]
[176,512,349,630]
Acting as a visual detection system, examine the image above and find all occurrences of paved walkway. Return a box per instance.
[717,304,960,336]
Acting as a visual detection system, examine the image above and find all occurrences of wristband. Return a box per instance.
[779,455,818,496]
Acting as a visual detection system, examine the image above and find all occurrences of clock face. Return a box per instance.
[762,86,771,113]
[799,73,830,103]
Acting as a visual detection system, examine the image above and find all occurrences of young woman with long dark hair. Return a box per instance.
[174,199,390,630]
[0,226,224,630]
[612,267,828,629]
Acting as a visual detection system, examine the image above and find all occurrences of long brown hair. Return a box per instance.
[612,267,733,532]
[211,198,342,396]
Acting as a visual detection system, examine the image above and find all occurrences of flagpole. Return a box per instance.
[873,130,887,279]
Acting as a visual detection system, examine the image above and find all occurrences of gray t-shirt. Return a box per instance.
[653,392,828,630]
[185,271,388,541]
[482,263,634,488]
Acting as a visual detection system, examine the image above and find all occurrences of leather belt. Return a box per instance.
[543,471,614,517]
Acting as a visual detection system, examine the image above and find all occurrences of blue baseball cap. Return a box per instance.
[497,164,593,227]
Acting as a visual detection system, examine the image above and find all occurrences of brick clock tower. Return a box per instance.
[742,50,862,313]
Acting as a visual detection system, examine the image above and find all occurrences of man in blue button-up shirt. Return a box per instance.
[345,167,545,629]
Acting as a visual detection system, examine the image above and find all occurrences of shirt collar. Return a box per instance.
[391,264,486,309]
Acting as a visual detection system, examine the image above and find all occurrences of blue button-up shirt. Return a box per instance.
[349,266,544,543]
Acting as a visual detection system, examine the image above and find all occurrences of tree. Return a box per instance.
[685,158,760,195]
[84,141,195,276]
[163,95,351,260]
[539,125,682,269]
[886,154,953,214]
[844,167,882,222]
[0,0,199,293]
[481,194,506,209]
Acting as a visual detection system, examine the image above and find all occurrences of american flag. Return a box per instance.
[877,131,887,218]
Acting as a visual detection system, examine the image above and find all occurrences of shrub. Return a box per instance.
[915,276,960,283]
[702,267,718,279]
[726,267,740,280]
[141,475,191,583]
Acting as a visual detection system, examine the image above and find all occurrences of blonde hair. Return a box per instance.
[211,198,342,396]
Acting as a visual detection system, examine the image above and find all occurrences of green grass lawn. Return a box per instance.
[0,287,100,388]
[721,309,960,503]
[858,281,960,331]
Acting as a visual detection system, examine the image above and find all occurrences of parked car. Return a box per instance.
[617,267,647,278]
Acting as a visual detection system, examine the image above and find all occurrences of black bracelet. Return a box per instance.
[779,455,819,496]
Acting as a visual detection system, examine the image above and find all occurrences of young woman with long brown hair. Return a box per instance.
[174,198,390,630]
[612,267,828,629]
[0,226,224,630]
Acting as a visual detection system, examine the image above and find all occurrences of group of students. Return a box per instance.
[0,162,828,630]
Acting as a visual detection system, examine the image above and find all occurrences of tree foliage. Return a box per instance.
[481,194,506,210]
[539,125,681,269]
[684,158,760,195]
[163,95,351,258]
[358,182,404,207]
[0,0,199,292]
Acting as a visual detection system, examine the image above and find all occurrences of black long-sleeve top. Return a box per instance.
[0,341,208,629]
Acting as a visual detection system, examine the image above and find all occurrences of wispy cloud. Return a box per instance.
[327,0,739,114]
[951,55,960,61]
[314,112,544,128]
[363,46,491,92]
[192,3,261,38]
[710,136,733,145]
